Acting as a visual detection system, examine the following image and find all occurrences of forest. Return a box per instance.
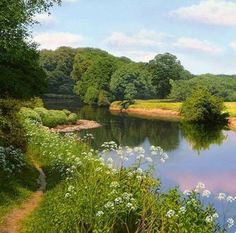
[39,47,236,105]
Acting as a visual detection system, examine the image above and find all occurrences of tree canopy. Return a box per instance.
[169,74,236,101]
[148,53,193,98]
[0,0,60,99]
[110,63,155,101]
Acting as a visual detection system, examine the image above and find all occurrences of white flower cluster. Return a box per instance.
[217,193,236,202]
[81,133,94,142]
[101,141,118,152]
[0,146,25,176]
[101,192,136,214]
[205,213,219,223]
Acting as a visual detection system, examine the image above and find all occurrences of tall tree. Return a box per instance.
[110,63,155,101]
[148,53,192,98]
[0,0,61,98]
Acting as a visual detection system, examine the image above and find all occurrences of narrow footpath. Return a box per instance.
[0,160,46,233]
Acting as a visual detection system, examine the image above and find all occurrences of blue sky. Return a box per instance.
[33,0,236,74]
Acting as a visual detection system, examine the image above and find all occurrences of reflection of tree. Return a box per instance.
[78,106,180,151]
[180,122,227,152]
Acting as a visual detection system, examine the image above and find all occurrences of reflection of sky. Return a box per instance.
[101,130,236,232]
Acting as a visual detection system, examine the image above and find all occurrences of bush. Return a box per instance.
[62,109,71,116]
[18,107,42,123]
[67,113,78,124]
[181,89,226,123]
[34,107,79,127]
[0,98,43,148]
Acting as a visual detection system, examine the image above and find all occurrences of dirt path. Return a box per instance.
[0,161,46,233]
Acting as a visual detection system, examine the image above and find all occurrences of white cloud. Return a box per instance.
[175,37,222,54]
[34,32,85,50]
[230,41,236,52]
[33,13,55,24]
[105,30,165,49]
[171,0,236,26]
[63,0,79,2]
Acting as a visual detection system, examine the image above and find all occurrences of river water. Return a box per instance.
[45,99,236,231]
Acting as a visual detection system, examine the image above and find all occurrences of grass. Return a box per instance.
[111,100,236,117]
[0,155,38,224]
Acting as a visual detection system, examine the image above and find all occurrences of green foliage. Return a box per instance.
[18,107,42,123]
[30,107,79,127]
[149,53,192,98]
[0,0,61,99]
[84,87,99,105]
[169,74,236,101]
[40,47,77,94]
[67,113,78,124]
[181,122,226,151]
[73,48,131,104]
[0,149,38,224]
[110,63,155,101]
[181,89,226,123]
[0,98,43,147]
[98,90,110,106]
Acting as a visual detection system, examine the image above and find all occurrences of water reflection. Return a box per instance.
[180,122,227,152]
[78,106,180,151]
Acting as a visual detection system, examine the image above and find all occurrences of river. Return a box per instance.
[45,99,236,231]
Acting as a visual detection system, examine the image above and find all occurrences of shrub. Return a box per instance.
[34,107,78,127]
[62,109,71,116]
[181,89,226,123]
[67,113,78,124]
[18,107,42,123]
[41,110,68,128]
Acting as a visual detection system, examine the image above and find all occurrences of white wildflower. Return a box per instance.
[227,218,234,228]
[217,193,226,201]
[179,206,186,214]
[202,190,211,198]
[166,210,175,218]
[96,211,104,217]
[206,215,213,223]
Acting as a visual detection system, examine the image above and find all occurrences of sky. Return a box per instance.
[33,0,236,75]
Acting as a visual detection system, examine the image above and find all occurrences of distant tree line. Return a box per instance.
[40,47,195,105]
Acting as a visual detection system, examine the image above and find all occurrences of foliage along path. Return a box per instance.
[0,159,46,233]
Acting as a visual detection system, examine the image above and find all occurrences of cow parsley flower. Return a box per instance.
[206,215,213,223]
[217,193,226,201]
[96,211,104,217]
[202,190,211,198]
[166,210,175,218]
[227,218,234,228]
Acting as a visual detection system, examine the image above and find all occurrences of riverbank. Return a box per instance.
[50,119,102,133]
[110,100,236,132]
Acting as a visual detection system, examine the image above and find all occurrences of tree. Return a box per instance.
[0,0,61,99]
[73,49,131,104]
[148,53,192,98]
[169,75,236,101]
[110,64,155,101]
[181,89,226,123]
[84,87,99,104]
[39,47,77,94]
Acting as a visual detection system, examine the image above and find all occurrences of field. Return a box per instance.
[111,100,236,117]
